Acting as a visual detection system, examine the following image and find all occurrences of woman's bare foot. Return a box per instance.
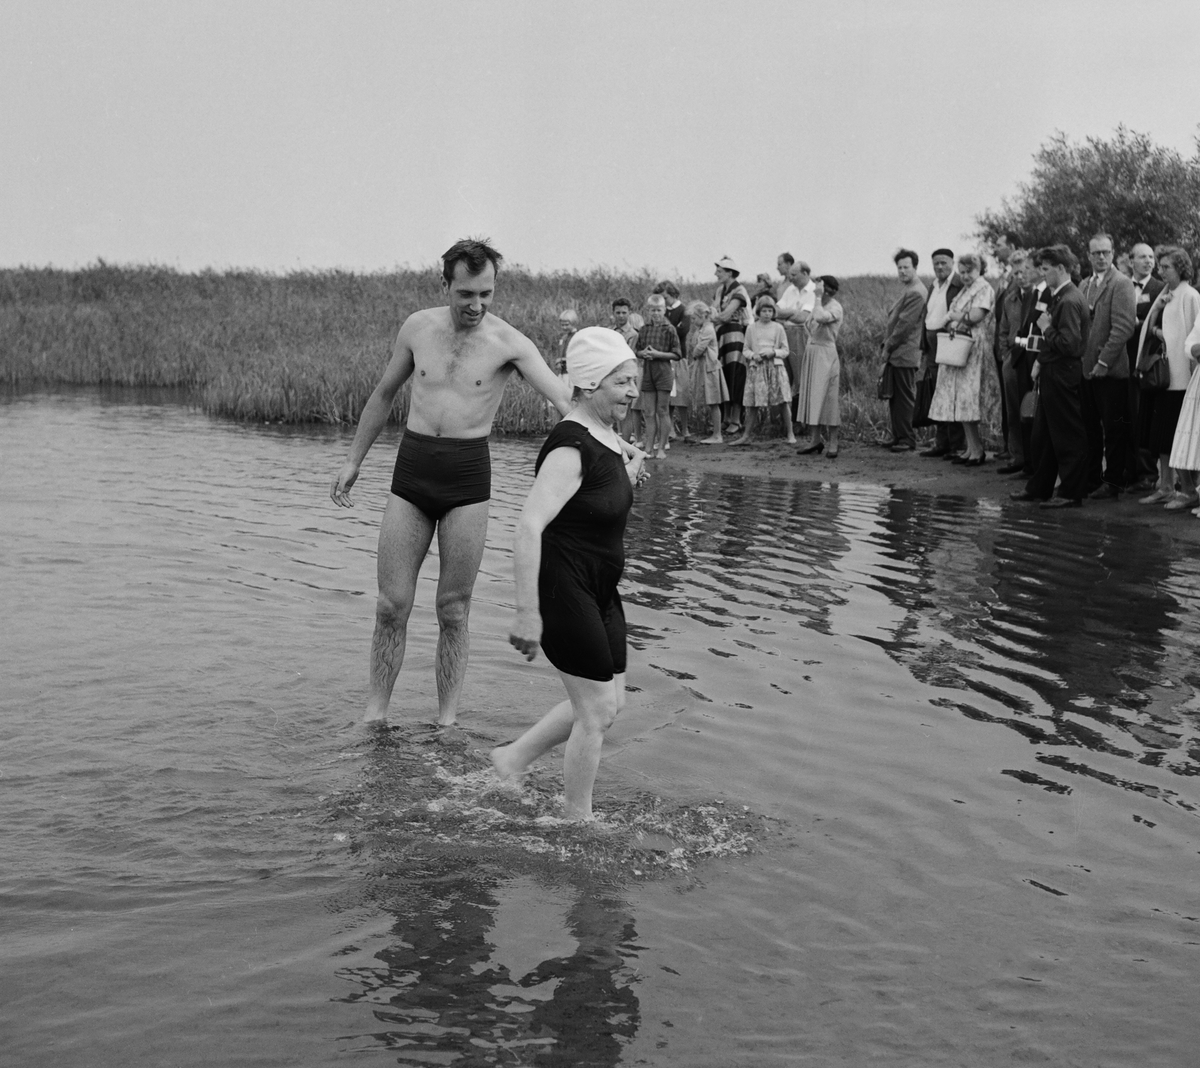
[727,435,751,447]
[654,448,668,460]
[489,743,526,783]
[698,435,723,444]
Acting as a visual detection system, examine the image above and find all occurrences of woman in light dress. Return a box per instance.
[795,275,843,459]
[927,252,994,466]
[686,301,728,444]
[1145,248,1200,510]
[730,296,796,446]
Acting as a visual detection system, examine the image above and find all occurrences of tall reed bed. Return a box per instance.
[1,264,1001,440]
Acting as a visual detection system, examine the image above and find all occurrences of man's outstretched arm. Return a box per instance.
[330,322,416,506]
[511,333,573,416]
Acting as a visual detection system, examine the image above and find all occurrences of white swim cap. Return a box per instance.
[566,326,636,391]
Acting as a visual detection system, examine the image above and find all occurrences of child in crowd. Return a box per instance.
[688,301,727,444]
[730,295,795,446]
[611,297,642,443]
[636,294,683,458]
[553,308,578,384]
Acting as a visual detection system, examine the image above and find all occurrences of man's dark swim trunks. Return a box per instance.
[390,429,491,521]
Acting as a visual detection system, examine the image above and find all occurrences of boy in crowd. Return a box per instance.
[637,294,683,458]
[553,308,579,382]
[611,297,642,441]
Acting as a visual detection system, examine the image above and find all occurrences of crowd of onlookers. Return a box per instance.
[549,238,1200,512]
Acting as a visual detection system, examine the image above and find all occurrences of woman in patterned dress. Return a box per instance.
[686,301,728,444]
[730,296,795,445]
[712,256,752,435]
[927,252,994,466]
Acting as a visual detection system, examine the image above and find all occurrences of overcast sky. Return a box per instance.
[3,0,1198,280]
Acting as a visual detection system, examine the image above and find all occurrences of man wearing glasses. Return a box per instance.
[1080,232,1137,499]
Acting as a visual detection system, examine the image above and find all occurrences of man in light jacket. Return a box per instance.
[1080,232,1137,499]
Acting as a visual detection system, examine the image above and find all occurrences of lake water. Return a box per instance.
[3,391,1199,1067]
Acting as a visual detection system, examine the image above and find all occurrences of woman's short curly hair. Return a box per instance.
[1158,246,1194,282]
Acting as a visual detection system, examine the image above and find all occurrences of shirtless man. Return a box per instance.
[330,238,572,726]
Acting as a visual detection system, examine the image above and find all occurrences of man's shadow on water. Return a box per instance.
[334,855,641,1067]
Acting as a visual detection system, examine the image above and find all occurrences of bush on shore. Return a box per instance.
[0,263,1002,441]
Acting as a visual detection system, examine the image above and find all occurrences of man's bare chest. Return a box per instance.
[412,332,510,389]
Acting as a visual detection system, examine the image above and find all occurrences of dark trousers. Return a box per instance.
[935,421,966,452]
[995,350,1009,449]
[1126,378,1157,484]
[1081,375,1131,490]
[1026,360,1088,501]
[888,365,917,447]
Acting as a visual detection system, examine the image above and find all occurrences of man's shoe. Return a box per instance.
[1009,491,1044,502]
[1088,484,1120,500]
[889,443,915,453]
[920,447,948,458]
[1040,497,1082,509]
[996,462,1025,475]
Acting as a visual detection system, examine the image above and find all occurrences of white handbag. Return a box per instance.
[934,331,972,367]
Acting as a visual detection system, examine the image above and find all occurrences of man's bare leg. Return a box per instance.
[430,499,489,725]
[365,495,435,724]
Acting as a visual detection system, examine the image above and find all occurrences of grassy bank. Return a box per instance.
[0,264,1002,440]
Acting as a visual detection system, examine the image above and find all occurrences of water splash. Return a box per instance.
[323,724,773,881]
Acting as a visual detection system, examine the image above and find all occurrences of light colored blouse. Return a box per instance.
[744,320,789,362]
[688,322,719,368]
[1162,283,1200,389]
[806,298,843,345]
[948,275,994,336]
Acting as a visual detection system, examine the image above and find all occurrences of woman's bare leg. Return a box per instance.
[776,402,797,443]
[491,671,625,821]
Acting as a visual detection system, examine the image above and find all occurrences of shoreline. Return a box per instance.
[651,434,1200,544]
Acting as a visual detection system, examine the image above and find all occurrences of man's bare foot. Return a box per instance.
[489,743,526,783]
[698,435,723,444]
[436,712,458,727]
[363,698,388,725]
[728,436,750,447]
[654,449,667,460]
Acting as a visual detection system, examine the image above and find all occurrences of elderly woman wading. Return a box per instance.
[492,328,647,822]
[928,252,994,465]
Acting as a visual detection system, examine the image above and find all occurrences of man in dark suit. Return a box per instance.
[1125,242,1164,488]
[1079,233,1137,498]
[991,231,1024,457]
[919,248,965,457]
[1011,245,1091,508]
[996,253,1040,474]
[877,248,928,451]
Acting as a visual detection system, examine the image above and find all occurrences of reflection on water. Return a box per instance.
[626,470,1200,804]
[336,859,638,1066]
[5,392,1200,1065]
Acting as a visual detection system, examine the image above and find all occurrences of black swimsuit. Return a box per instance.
[390,429,491,521]
[535,422,634,682]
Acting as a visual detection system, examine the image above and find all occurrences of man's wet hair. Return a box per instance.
[441,237,503,285]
